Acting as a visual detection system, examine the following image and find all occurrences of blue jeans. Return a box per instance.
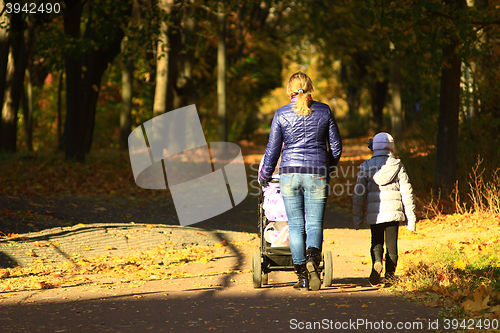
[279,173,328,265]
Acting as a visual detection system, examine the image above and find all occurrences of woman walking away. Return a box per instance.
[352,132,417,286]
[259,72,342,291]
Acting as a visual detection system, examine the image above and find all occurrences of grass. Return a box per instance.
[392,160,500,326]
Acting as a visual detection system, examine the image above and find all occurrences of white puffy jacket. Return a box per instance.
[352,150,416,231]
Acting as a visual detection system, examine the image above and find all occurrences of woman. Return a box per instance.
[259,72,342,291]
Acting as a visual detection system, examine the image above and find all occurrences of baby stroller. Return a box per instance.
[253,160,334,289]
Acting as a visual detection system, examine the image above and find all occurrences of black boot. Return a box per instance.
[369,244,384,285]
[293,264,309,290]
[306,247,321,291]
[384,253,398,287]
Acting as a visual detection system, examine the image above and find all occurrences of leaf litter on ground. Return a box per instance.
[393,211,500,321]
[0,242,233,292]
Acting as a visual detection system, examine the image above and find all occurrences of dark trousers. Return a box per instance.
[370,221,399,277]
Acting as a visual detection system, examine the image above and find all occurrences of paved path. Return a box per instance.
[0,196,448,332]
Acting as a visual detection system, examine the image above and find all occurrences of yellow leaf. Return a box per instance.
[334,303,350,308]
[454,260,466,270]
[461,285,491,313]
[362,304,369,308]
[489,305,500,314]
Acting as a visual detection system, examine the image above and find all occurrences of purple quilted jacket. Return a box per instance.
[259,101,342,181]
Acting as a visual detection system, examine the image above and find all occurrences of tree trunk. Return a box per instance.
[62,0,85,161]
[340,64,360,121]
[82,37,127,154]
[1,12,30,153]
[62,0,132,160]
[180,1,197,106]
[433,0,466,195]
[120,57,133,150]
[153,0,174,117]
[370,78,388,134]
[168,14,182,111]
[217,1,227,142]
[434,42,462,195]
[57,70,63,149]
[390,47,403,151]
[0,0,10,136]
[21,69,34,152]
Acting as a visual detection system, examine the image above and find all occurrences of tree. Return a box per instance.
[0,0,9,118]
[21,67,34,151]
[434,1,465,193]
[120,0,143,150]
[62,0,133,161]
[153,0,174,117]
[389,43,403,151]
[120,56,134,150]
[293,0,392,133]
[1,12,33,152]
[194,0,288,141]
[217,1,226,142]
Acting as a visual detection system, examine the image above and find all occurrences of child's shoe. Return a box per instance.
[369,261,383,285]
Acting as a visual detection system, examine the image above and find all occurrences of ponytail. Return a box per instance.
[286,72,314,116]
[294,89,312,116]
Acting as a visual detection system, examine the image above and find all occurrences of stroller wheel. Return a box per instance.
[323,251,334,287]
[252,252,263,288]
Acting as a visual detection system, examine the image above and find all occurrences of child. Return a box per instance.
[352,132,416,286]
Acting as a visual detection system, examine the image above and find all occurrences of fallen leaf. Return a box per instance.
[425,301,441,308]
[462,285,491,313]
[2,209,15,217]
[334,303,350,308]
[215,240,228,247]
